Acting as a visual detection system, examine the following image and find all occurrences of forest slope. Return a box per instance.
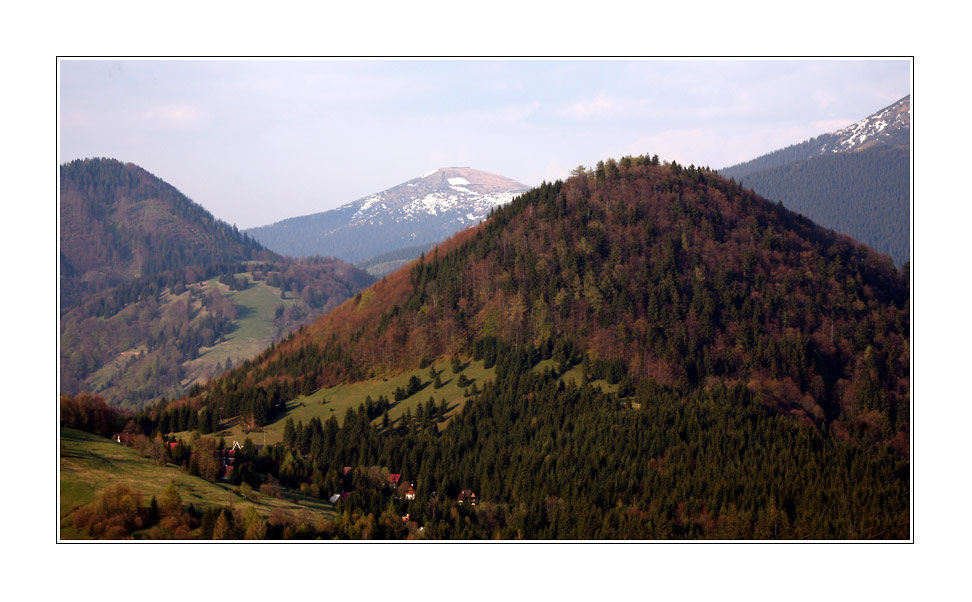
[730,147,909,263]
[229,157,908,443]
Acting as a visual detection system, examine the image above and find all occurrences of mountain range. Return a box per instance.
[60,102,911,539]
[720,95,910,265]
[246,167,530,264]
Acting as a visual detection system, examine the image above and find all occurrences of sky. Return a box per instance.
[59,59,911,229]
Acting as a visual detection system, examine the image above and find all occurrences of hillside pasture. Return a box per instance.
[59,428,334,539]
[181,274,300,386]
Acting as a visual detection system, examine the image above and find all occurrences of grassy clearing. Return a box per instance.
[531,358,620,395]
[182,275,298,385]
[60,428,334,539]
[216,275,298,341]
[207,359,497,446]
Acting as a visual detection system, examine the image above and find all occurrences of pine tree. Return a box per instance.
[200,507,218,539]
[283,417,297,448]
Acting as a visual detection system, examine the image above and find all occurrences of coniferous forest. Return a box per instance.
[64,156,909,540]
[730,147,910,265]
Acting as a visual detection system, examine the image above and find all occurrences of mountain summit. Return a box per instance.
[247,167,530,264]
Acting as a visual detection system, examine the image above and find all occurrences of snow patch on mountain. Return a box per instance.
[247,166,530,264]
[820,96,911,154]
[353,194,386,220]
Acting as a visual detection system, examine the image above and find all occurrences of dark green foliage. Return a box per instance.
[225,339,908,539]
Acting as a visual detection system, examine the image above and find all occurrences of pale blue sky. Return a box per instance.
[59,59,910,229]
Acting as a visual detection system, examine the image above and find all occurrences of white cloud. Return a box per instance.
[559,94,645,119]
[459,101,541,124]
[141,103,204,129]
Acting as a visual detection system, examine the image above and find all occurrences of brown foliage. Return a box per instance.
[69,484,144,539]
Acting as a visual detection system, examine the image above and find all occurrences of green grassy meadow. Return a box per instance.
[60,428,334,539]
[182,274,299,385]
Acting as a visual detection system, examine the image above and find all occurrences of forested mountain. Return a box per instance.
[246,167,529,263]
[147,155,909,539]
[60,159,375,408]
[60,158,271,308]
[719,96,910,265]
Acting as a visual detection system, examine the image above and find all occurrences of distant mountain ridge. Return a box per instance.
[721,95,910,179]
[719,95,910,265]
[246,167,530,263]
[354,242,437,278]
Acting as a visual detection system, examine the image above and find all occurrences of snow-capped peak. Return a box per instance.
[344,167,530,226]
